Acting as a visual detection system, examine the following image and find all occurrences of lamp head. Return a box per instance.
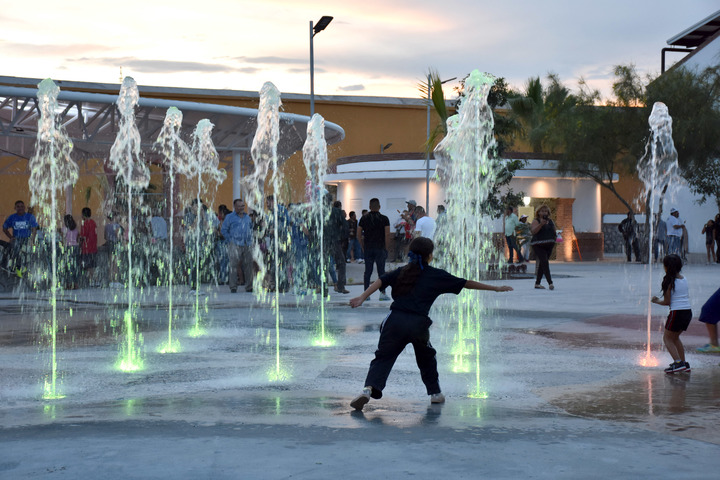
[314,16,333,34]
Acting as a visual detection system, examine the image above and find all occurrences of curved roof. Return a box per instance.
[0,78,345,170]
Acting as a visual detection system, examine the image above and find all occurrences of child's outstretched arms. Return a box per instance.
[350,278,382,308]
[465,280,513,292]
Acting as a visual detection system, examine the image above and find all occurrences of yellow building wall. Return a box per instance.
[0,83,645,241]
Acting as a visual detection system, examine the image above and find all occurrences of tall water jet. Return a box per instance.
[108,77,151,372]
[636,102,682,367]
[434,70,501,397]
[186,119,226,337]
[154,107,192,353]
[242,82,290,381]
[30,78,79,399]
[301,114,334,347]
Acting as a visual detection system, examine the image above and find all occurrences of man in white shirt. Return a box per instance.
[666,207,684,256]
[413,206,436,240]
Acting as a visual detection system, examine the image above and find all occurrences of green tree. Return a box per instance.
[553,70,646,213]
[645,65,720,208]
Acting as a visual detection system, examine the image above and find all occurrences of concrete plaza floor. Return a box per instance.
[1,259,719,479]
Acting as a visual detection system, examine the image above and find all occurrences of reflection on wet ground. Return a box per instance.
[2,299,719,448]
[540,370,720,444]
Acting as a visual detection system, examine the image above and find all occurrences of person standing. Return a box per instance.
[504,205,524,264]
[405,200,418,223]
[346,211,363,263]
[325,196,348,294]
[651,254,692,374]
[530,204,556,290]
[702,219,717,264]
[222,199,253,293]
[653,214,667,263]
[666,208,684,256]
[2,200,38,275]
[358,198,391,301]
[516,215,531,262]
[413,206,436,240]
[618,211,641,262]
[79,208,98,287]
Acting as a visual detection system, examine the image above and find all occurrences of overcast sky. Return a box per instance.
[2,0,718,101]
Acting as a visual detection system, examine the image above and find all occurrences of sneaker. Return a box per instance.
[534,284,545,289]
[358,259,364,264]
[697,343,720,353]
[664,361,687,374]
[379,293,390,301]
[430,393,445,404]
[350,387,372,411]
[684,362,691,372]
[549,284,555,290]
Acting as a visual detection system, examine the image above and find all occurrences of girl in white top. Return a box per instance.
[651,254,692,373]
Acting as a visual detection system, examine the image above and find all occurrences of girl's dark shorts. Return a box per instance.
[665,309,692,332]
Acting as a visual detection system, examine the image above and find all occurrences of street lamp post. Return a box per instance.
[310,16,333,116]
[425,75,456,211]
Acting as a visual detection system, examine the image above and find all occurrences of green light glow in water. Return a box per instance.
[116,310,144,372]
[43,404,59,419]
[157,338,182,354]
[311,334,336,347]
[267,364,292,382]
[187,322,207,338]
[434,69,499,398]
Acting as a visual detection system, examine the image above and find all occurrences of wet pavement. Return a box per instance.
[1,261,719,479]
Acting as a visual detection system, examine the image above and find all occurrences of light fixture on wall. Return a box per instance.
[380,143,393,153]
[523,196,532,206]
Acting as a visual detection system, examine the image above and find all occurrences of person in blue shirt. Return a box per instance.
[348,237,513,411]
[222,199,253,293]
[2,200,38,275]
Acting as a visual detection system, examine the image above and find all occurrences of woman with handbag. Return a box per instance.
[530,204,557,290]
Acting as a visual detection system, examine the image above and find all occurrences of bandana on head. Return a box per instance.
[407,251,424,270]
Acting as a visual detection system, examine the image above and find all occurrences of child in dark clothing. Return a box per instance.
[349,237,513,411]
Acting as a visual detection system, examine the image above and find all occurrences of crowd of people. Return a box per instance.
[0,196,446,296]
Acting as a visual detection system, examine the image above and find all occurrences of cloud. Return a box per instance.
[338,84,365,92]
[69,57,255,74]
[286,67,325,74]
[235,56,306,65]
[1,41,113,57]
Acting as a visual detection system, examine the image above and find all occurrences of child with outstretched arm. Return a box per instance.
[349,237,512,411]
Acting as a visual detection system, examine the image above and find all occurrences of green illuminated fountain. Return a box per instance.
[108,77,151,372]
[186,119,226,337]
[154,107,192,353]
[30,78,79,399]
[433,70,502,398]
[302,114,335,347]
[242,82,291,382]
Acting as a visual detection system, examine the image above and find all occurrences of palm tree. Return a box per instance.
[509,74,575,153]
[418,68,454,154]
